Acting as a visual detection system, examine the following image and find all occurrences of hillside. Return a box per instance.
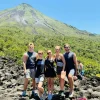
[0,3,95,36]
[0,3,100,77]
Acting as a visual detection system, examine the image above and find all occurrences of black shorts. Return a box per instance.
[57,66,63,75]
[66,69,75,77]
[45,68,56,78]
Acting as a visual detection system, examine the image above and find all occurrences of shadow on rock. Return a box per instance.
[51,92,69,100]
[19,98,27,100]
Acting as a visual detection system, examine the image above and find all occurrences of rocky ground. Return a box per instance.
[0,56,100,100]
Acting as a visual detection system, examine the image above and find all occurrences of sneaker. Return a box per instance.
[59,90,65,97]
[32,90,35,95]
[30,92,39,99]
[40,97,43,100]
[22,91,26,97]
[33,90,39,96]
[69,91,74,98]
[48,94,53,100]
[60,92,65,97]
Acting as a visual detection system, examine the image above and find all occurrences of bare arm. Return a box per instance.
[23,53,28,73]
[61,54,66,71]
[73,53,78,75]
[36,53,38,60]
[80,63,83,71]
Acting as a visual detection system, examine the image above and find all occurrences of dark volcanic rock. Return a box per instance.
[0,56,100,100]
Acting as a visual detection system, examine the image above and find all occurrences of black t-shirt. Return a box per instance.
[35,59,45,78]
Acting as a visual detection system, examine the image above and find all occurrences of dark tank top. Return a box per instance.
[26,51,37,69]
[55,58,63,67]
[45,58,55,69]
[35,59,45,77]
[64,51,75,71]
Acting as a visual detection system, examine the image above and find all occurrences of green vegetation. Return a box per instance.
[0,3,100,77]
[0,26,100,77]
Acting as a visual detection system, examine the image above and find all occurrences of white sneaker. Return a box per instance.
[69,91,74,98]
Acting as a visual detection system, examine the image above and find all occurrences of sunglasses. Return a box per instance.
[64,46,69,48]
[38,53,43,55]
[47,52,51,54]
[55,49,60,50]
[29,47,33,48]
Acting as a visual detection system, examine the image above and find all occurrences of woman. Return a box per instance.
[73,60,84,81]
[54,46,66,96]
[45,50,56,100]
[35,50,45,100]
[77,60,84,76]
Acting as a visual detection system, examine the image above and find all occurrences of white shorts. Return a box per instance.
[25,69,36,79]
[35,76,44,83]
[69,69,75,76]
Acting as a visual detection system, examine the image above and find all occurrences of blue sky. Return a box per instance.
[0,0,100,34]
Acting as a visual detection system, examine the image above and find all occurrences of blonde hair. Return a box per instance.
[38,50,43,54]
[36,50,44,60]
[55,46,61,50]
[28,42,34,48]
[64,43,70,48]
[47,50,52,54]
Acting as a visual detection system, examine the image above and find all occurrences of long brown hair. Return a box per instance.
[46,50,54,60]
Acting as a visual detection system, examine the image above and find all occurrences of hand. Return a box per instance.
[62,68,65,71]
[24,69,26,74]
[62,70,64,72]
[75,70,78,76]
[61,70,66,79]
[73,76,78,80]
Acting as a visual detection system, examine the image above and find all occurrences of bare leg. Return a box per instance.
[47,78,51,94]
[58,75,61,90]
[38,82,44,97]
[24,78,29,90]
[32,79,36,90]
[58,75,65,90]
[68,74,74,92]
[60,78,65,90]
[50,78,54,94]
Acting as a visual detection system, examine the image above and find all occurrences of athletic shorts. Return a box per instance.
[66,69,75,76]
[35,76,44,83]
[57,66,63,75]
[25,69,36,79]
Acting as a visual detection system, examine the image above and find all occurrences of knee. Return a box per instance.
[38,86,44,92]
[61,77,64,82]
[25,78,29,82]
[48,81,50,86]
[51,80,54,84]
[68,74,73,80]
[38,86,42,90]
